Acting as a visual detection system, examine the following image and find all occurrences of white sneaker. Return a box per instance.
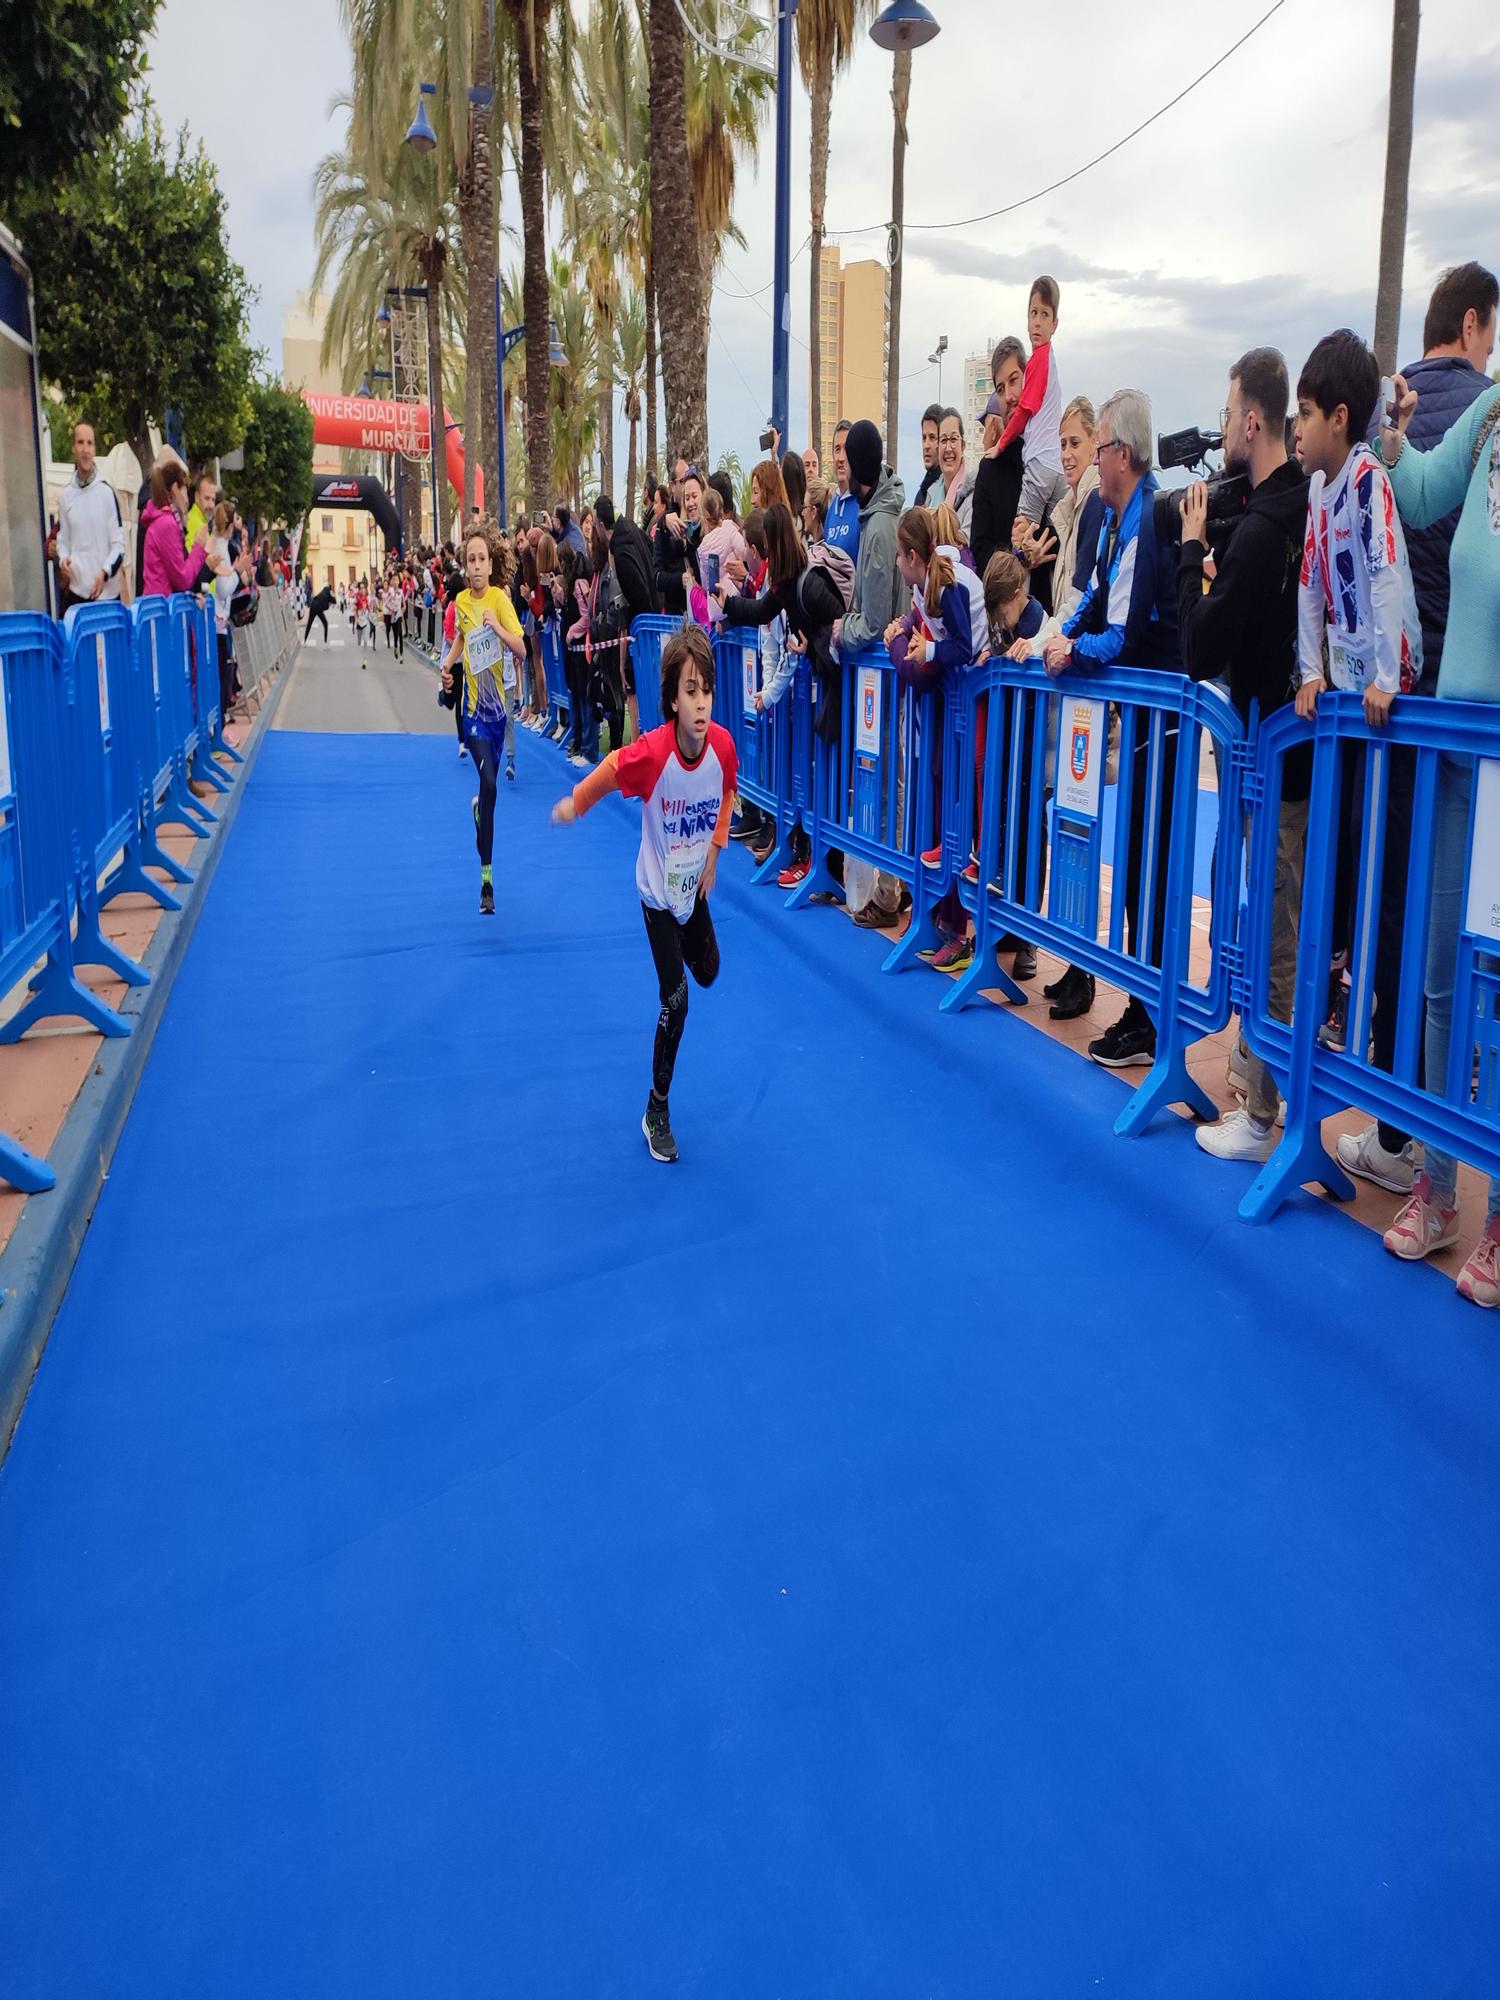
[1195,1105,1278,1164]
[458,743,468,760]
[568,752,590,768]
[1336,1123,1416,1195]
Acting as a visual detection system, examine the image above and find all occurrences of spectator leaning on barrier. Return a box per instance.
[832,416,907,923]
[1046,387,1182,1071]
[1173,347,1311,1164]
[1375,353,1500,1305]
[1332,269,1495,1200]
[55,419,125,613]
[824,421,862,566]
[970,338,1028,578]
[914,403,944,510]
[139,458,209,598]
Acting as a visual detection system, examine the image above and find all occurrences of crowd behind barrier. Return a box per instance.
[0,585,296,1194]
[701,623,1500,1233]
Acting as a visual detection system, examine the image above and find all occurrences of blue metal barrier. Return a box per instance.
[0,614,126,1051]
[57,603,150,987]
[149,598,213,839]
[197,596,243,766]
[629,614,681,735]
[121,598,194,897]
[540,622,571,736]
[943,659,1245,1135]
[1239,692,1500,1222]
[169,594,229,799]
[709,627,812,886]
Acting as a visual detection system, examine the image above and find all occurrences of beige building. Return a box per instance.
[810,248,889,467]
[281,293,344,479]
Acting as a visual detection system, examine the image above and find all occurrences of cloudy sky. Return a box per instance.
[141,0,1496,489]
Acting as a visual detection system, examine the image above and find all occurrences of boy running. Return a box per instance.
[551,626,737,1163]
[443,527,527,915]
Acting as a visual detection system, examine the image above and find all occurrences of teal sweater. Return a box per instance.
[1388,386,1500,701]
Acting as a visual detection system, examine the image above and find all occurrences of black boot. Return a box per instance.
[1049,965,1095,1021]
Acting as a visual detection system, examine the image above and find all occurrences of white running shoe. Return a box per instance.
[1336,1123,1416,1194]
[1195,1106,1278,1164]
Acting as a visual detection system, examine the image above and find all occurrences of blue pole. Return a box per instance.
[494,275,507,527]
[770,0,799,451]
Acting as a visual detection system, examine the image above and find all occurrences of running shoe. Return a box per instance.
[778,859,811,888]
[920,844,943,868]
[1316,962,1351,1051]
[642,1095,678,1163]
[479,879,495,916]
[1383,1175,1459,1262]
[1012,941,1038,981]
[1195,1106,1277,1163]
[1048,965,1095,1020]
[506,761,516,782]
[1457,1220,1500,1309]
[472,796,479,832]
[459,743,468,760]
[932,934,975,973]
[1089,1002,1156,1069]
[1335,1123,1416,1194]
[961,859,979,885]
[850,903,894,929]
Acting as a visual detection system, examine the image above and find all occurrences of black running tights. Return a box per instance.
[643,896,720,1100]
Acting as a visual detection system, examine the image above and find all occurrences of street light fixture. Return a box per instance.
[928,333,948,404]
[870,0,941,467]
[405,81,438,154]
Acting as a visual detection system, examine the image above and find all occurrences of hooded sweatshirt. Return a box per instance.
[1394,353,1497,687]
[838,467,906,652]
[140,499,208,599]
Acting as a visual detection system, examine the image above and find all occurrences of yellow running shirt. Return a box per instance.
[455,586,522,719]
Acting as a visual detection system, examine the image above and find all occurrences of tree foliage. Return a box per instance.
[0,0,161,195]
[13,106,256,468]
[235,378,316,530]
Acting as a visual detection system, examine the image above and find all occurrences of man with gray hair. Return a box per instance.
[1043,386,1182,1070]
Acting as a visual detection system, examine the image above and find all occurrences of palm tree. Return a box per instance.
[1373,0,1420,374]
[501,0,558,513]
[310,122,464,545]
[684,3,775,447]
[648,0,705,466]
[341,0,507,521]
[797,0,874,463]
[548,252,599,504]
[566,0,650,500]
[615,287,647,511]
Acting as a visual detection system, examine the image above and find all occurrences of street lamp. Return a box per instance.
[405,81,438,154]
[400,99,445,543]
[770,0,801,455]
[494,314,567,522]
[870,0,941,467]
[928,333,948,404]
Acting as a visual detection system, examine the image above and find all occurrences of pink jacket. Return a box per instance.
[140,499,206,598]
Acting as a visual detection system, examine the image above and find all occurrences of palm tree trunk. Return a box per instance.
[1373,0,1421,374]
[625,395,639,518]
[645,234,659,484]
[422,245,446,547]
[597,299,615,498]
[473,4,500,515]
[517,10,554,514]
[884,50,910,464]
[648,0,707,467]
[808,48,833,467]
[461,182,481,519]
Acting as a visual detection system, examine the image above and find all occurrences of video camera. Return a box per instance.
[1156,426,1250,550]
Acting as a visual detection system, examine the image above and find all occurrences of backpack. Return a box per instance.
[590,558,629,649]
[805,538,856,611]
[229,581,259,628]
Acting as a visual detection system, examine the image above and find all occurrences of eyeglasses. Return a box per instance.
[1092,438,1129,461]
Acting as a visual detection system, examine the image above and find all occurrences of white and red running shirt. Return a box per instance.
[571,721,739,922]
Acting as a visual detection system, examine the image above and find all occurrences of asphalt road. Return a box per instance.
[274,613,452,734]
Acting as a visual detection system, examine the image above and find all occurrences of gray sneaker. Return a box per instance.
[1336,1123,1416,1194]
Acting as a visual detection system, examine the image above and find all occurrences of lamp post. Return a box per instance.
[403,85,445,545]
[870,0,941,468]
[770,0,801,453]
[928,333,948,405]
[494,313,567,523]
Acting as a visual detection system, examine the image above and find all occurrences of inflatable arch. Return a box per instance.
[310,472,404,556]
[299,392,482,518]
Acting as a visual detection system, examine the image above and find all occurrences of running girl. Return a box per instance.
[551,625,737,1163]
[443,528,527,915]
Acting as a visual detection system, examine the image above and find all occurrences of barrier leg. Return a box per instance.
[1114,1020,1216,1136]
[69,909,150,988]
[157,783,215,837]
[883,886,940,972]
[0,1129,55,1195]
[1,949,129,1042]
[1238,1102,1354,1223]
[101,847,183,910]
[750,811,797,885]
[940,947,1025,1014]
[212,715,246,763]
[193,743,232,792]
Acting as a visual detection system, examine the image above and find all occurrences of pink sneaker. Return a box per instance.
[1456,1219,1500,1309]
[1382,1173,1460,1263]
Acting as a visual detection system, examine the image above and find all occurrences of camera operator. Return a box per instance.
[1179,347,1310,1164]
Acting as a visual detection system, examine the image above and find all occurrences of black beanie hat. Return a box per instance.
[843,418,883,491]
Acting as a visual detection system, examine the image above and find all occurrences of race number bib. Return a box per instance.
[466,621,503,678]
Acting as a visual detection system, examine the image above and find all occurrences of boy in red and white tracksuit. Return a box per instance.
[553,624,737,1162]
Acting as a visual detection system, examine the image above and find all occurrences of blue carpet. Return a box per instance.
[1,726,1496,1998]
